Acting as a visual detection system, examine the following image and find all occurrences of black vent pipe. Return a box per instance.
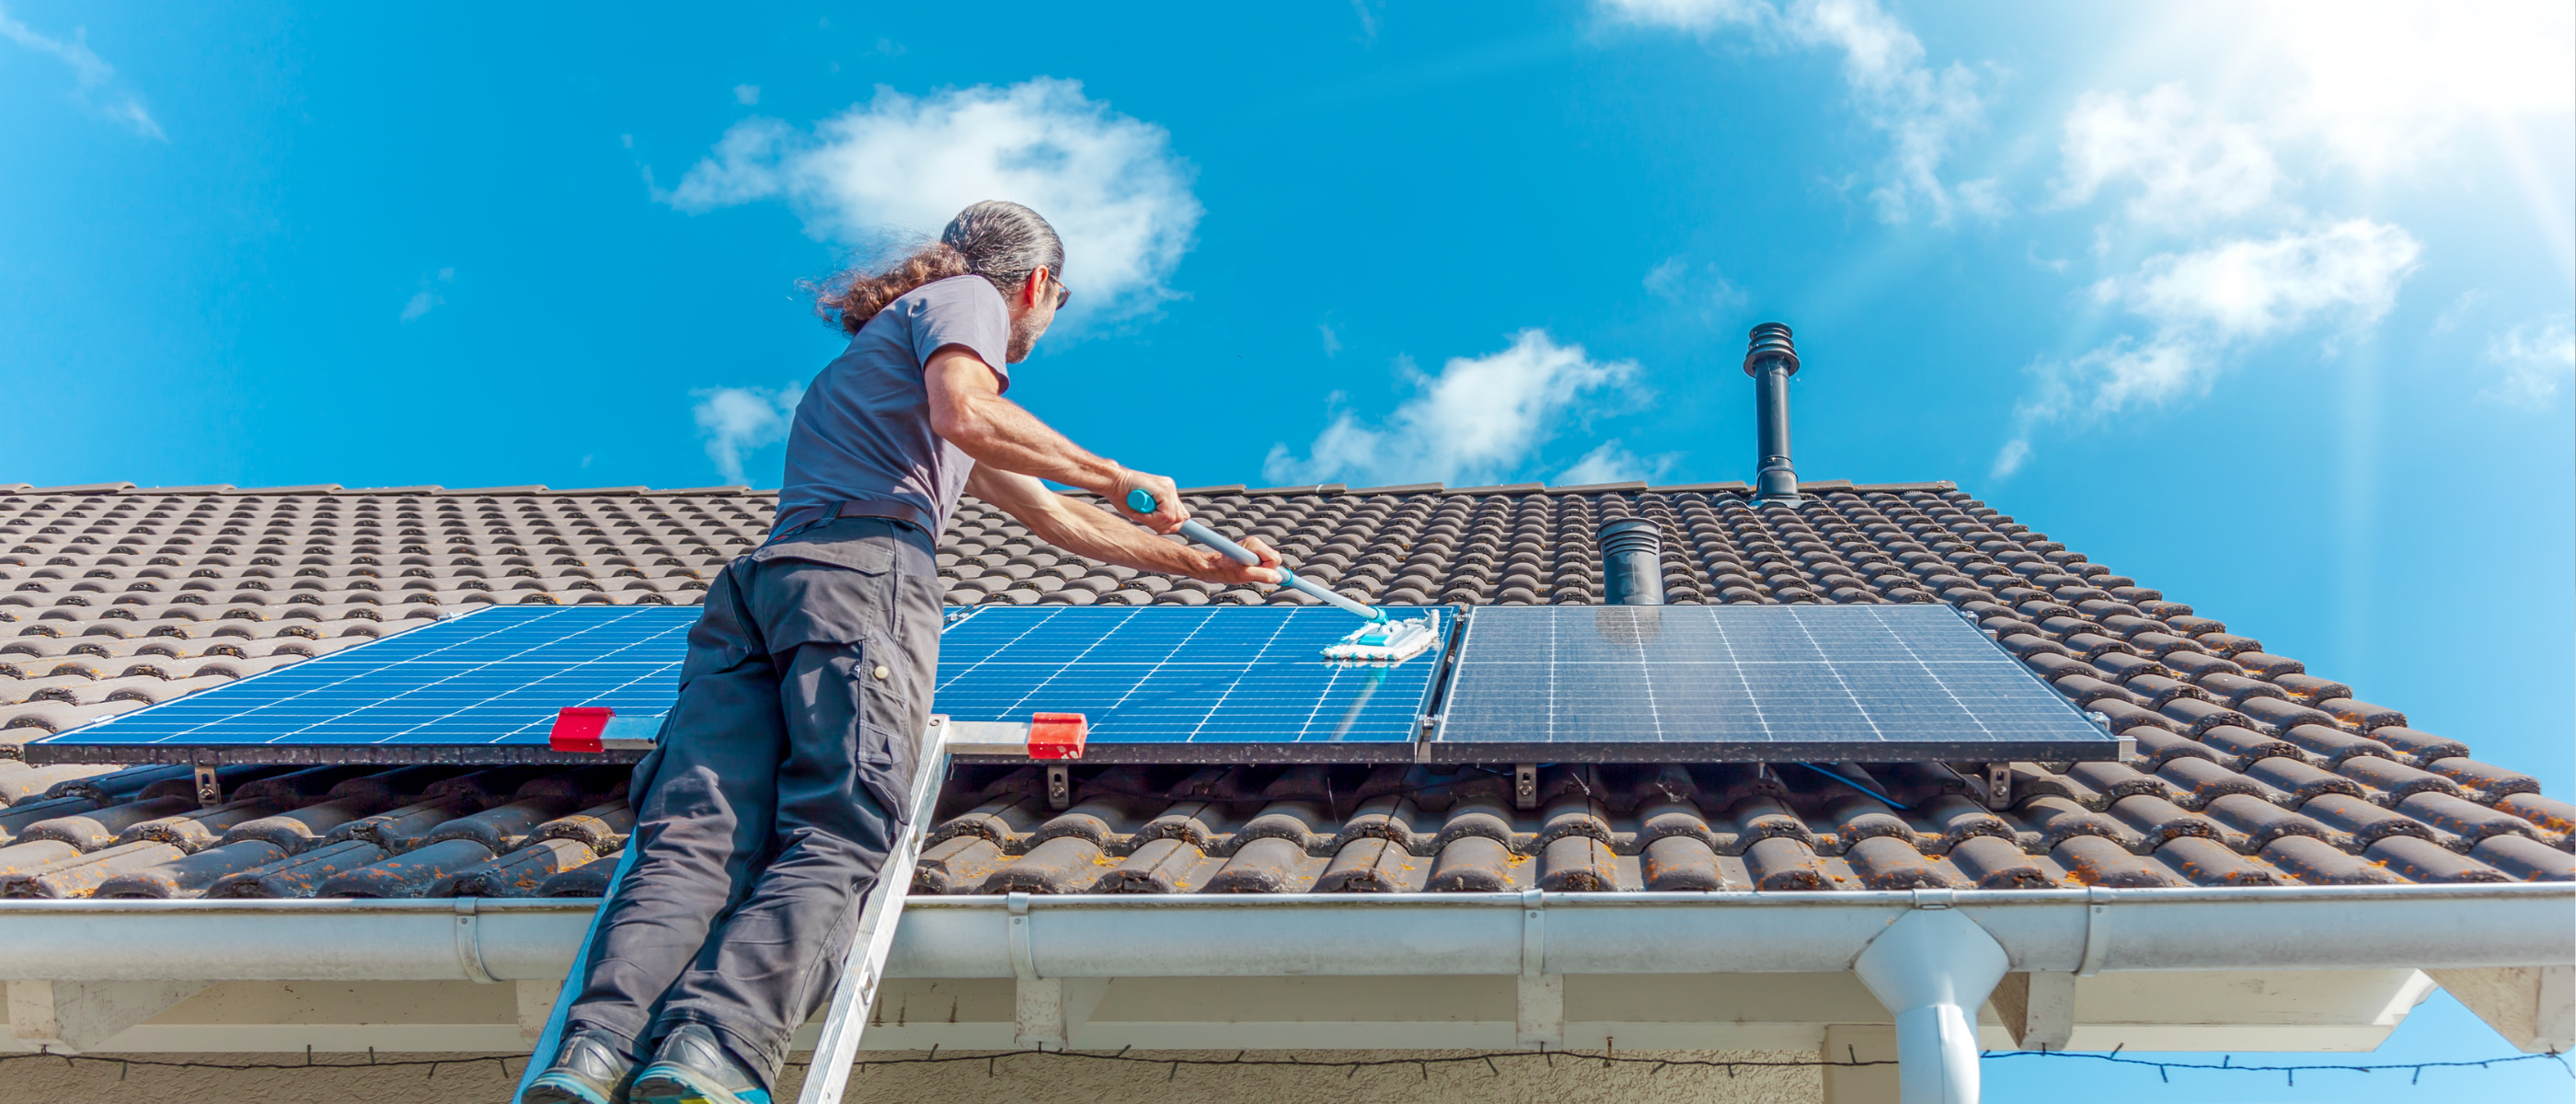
[1597,518,1665,605]
[1743,322,1800,503]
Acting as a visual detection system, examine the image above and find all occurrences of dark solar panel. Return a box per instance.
[1429,604,2122,763]
[33,605,699,765]
[932,604,1447,763]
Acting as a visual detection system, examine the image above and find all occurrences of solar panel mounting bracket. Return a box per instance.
[1939,761,2022,809]
[191,757,222,808]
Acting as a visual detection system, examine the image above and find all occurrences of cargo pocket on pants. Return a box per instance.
[856,719,916,825]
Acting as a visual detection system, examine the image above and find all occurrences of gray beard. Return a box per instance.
[1006,316,1042,363]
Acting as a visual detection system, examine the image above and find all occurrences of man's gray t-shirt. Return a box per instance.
[776,275,1010,536]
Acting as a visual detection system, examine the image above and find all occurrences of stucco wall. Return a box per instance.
[3,1049,1823,1104]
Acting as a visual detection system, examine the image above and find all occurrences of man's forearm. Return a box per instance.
[943,392,1121,492]
[1019,494,1208,576]
[967,466,1273,587]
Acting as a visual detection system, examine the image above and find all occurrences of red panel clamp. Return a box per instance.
[550,707,661,753]
[550,707,616,753]
[1028,712,1087,760]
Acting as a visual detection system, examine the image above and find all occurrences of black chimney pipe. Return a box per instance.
[1597,518,1665,605]
[1742,323,1800,503]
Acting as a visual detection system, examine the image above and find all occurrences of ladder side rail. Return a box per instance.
[512,839,643,1101]
[794,718,955,1104]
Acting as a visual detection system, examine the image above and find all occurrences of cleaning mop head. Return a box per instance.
[1321,610,1441,663]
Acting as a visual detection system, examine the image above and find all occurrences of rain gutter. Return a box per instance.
[1,885,2565,1104]
[0,884,2560,983]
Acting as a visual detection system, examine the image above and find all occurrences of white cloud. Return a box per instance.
[1996,219,2421,473]
[398,268,454,323]
[0,7,164,140]
[1351,0,1383,42]
[1558,440,1679,485]
[2053,84,2283,229]
[1599,0,1990,224]
[1264,330,1639,487]
[1644,257,1749,319]
[2484,316,2575,406]
[693,382,808,486]
[1987,437,2031,479]
[733,84,760,106]
[1596,0,1766,30]
[2430,289,2488,335]
[2017,6,2562,477]
[1794,0,1989,224]
[1318,323,1342,357]
[2253,1,2573,177]
[2048,6,2571,235]
[665,78,1201,325]
[2099,219,2420,344]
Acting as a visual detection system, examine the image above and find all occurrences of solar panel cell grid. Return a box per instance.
[1432,604,2118,762]
[40,604,1452,765]
[931,605,1446,760]
[44,605,697,751]
[38,601,2114,769]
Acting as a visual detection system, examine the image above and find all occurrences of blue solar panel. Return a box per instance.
[35,604,1452,766]
[1430,604,2122,763]
[36,605,699,763]
[933,605,1447,762]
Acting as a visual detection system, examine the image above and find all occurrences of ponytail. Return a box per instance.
[811,201,1065,337]
[811,241,972,336]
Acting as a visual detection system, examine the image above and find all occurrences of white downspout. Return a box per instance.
[1852,893,2009,1104]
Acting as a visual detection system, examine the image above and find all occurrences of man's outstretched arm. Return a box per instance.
[962,466,1282,586]
[926,345,1189,533]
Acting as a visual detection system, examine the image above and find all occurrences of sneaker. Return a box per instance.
[522,1029,639,1104]
[628,1022,773,1104]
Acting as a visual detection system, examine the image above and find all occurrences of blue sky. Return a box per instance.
[3,3,2570,1093]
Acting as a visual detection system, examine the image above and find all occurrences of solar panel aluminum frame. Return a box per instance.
[1421,604,2129,765]
[19,739,644,768]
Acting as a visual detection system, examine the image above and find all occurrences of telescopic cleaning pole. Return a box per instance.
[1128,489,1386,622]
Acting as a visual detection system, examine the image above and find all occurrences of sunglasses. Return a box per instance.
[1048,274,1071,310]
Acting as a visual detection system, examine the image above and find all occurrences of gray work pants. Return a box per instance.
[563,518,942,1088]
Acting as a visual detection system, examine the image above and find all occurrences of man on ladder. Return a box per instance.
[523,201,1282,1104]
